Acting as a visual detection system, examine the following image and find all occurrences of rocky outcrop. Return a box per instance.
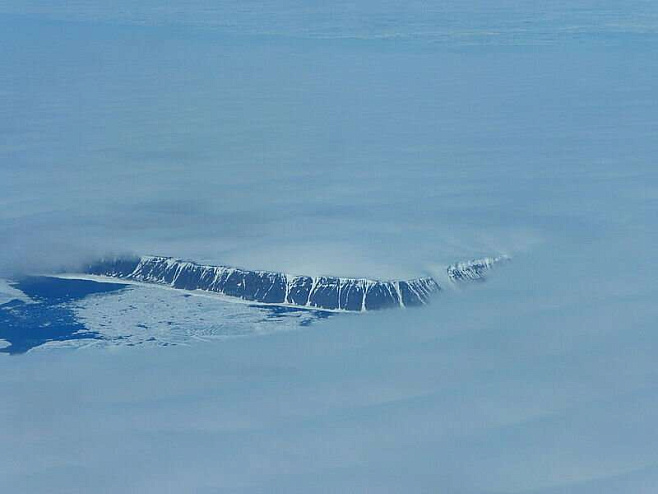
[84,254,507,312]
[85,256,440,311]
[447,256,509,282]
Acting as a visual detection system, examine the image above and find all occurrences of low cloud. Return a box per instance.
[1,7,657,493]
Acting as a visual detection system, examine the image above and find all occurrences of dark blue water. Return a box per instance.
[259,304,333,326]
[0,277,331,355]
[0,277,128,355]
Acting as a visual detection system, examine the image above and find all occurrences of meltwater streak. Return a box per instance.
[81,255,507,312]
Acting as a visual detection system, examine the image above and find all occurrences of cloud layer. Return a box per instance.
[2,4,658,492]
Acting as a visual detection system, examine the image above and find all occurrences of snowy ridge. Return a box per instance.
[446,255,509,282]
[85,256,440,312]
[83,255,505,312]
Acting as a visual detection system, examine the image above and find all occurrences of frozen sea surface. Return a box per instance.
[0,277,330,354]
[0,277,127,354]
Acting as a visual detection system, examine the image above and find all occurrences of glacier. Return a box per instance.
[80,255,506,312]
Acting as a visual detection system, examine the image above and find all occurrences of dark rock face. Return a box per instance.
[83,255,506,312]
[84,256,441,312]
[87,257,140,278]
[287,276,314,306]
[446,256,508,282]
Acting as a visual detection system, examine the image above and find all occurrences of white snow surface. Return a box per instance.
[0,279,31,306]
[59,284,328,350]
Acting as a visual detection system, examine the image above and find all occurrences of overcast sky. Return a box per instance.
[2,2,658,492]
